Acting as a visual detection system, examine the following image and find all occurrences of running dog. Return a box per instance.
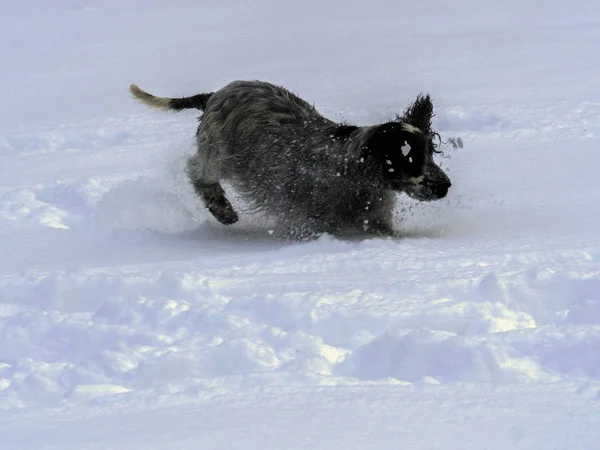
[130,80,451,239]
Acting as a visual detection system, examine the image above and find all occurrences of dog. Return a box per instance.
[130,80,451,239]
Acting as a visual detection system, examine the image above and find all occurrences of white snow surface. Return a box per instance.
[2,0,600,448]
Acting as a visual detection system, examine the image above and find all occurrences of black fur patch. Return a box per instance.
[332,124,359,141]
[170,93,214,111]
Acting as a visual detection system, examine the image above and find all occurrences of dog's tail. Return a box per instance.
[129,84,213,111]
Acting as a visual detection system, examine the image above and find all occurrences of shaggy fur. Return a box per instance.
[130,80,451,239]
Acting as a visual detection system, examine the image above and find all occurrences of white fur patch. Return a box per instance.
[410,175,424,185]
[401,142,411,156]
[401,123,422,134]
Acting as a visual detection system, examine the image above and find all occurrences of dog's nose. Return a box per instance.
[436,180,452,197]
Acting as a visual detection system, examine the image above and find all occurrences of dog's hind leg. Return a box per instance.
[192,179,238,225]
[187,152,239,225]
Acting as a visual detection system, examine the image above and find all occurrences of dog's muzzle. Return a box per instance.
[434,179,452,198]
[403,177,451,201]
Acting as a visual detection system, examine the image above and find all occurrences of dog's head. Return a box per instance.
[363,94,451,201]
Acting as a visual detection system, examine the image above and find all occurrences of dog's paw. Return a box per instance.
[206,197,239,225]
[213,208,239,225]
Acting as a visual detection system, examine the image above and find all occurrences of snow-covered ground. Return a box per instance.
[2,0,600,448]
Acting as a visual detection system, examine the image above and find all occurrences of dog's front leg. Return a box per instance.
[361,193,396,236]
[365,218,396,237]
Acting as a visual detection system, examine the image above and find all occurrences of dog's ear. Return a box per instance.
[401,94,434,133]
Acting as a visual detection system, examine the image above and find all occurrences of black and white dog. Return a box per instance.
[130,80,451,239]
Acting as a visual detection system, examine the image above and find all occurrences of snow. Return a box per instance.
[1,0,600,448]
